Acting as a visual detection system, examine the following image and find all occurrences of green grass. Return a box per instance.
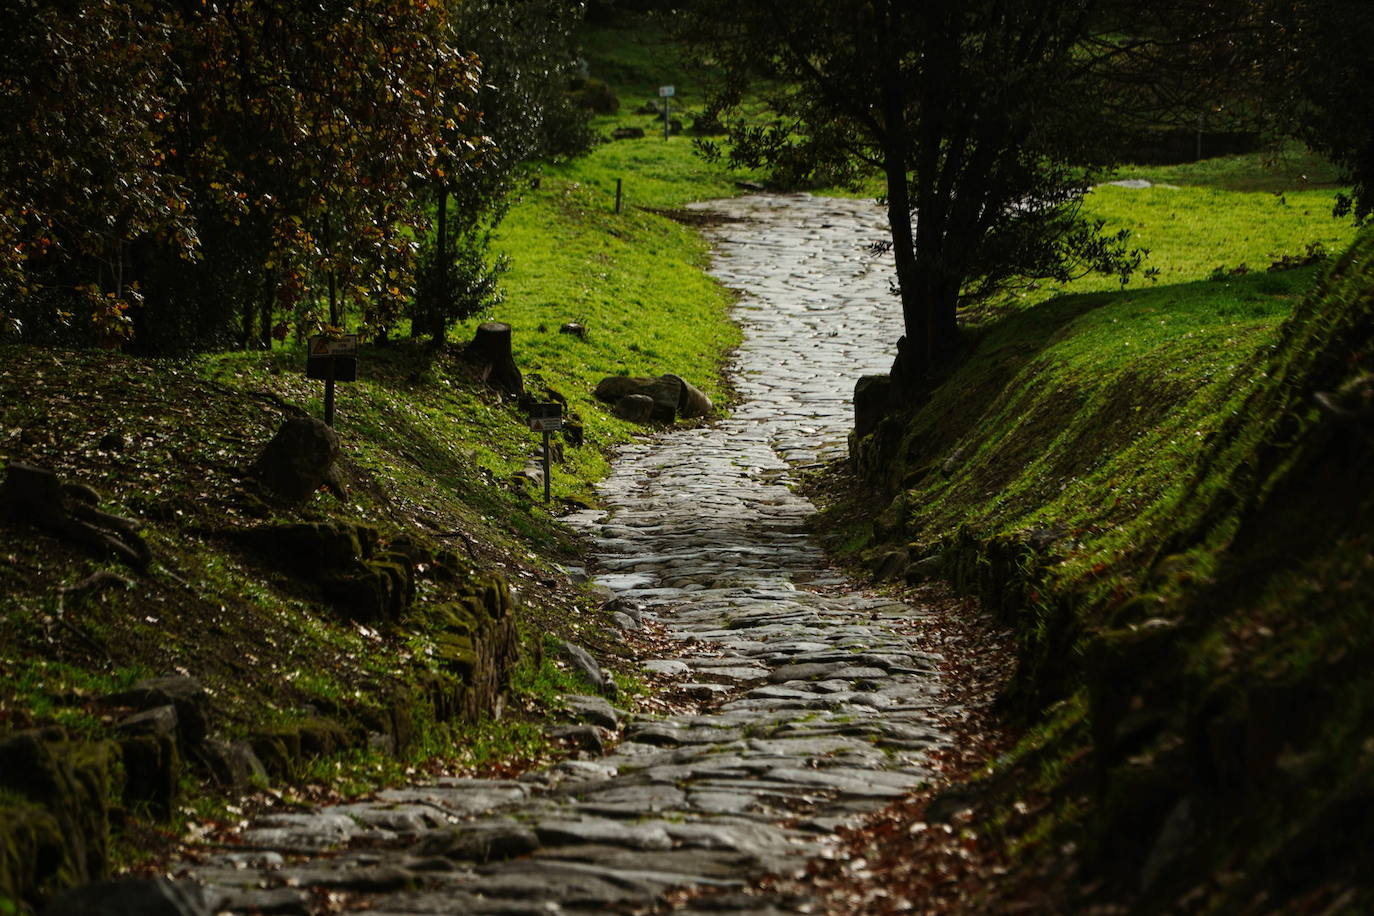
[841,140,1374,909]
[478,180,741,428]
[543,136,755,211]
[1111,141,1347,192]
[558,23,766,209]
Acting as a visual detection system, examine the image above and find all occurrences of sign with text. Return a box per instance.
[306,334,358,385]
[658,85,675,97]
[309,334,358,357]
[528,402,563,432]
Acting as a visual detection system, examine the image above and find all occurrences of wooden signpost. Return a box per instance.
[528,402,563,503]
[659,85,674,141]
[306,334,358,427]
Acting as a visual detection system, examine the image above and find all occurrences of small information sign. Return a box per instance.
[658,85,675,98]
[306,334,359,382]
[528,402,563,432]
[306,333,359,426]
[309,334,358,358]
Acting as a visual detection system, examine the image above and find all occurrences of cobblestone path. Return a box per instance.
[186,195,948,915]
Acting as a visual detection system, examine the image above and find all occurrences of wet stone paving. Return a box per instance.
[183,195,952,914]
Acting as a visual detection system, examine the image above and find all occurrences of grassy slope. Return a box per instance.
[841,150,1371,911]
[0,21,749,906]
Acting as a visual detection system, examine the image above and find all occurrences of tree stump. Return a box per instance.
[853,374,892,441]
[0,464,151,570]
[465,321,524,396]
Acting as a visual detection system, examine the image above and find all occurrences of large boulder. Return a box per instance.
[852,374,891,442]
[251,417,343,503]
[594,374,712,423]
[0,729,120,908]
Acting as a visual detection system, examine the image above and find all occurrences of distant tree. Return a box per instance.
[0,0,189,345]
[1265,0,1374,221]
[411,0,591,345]
[0,0,485,353]
[678,0,1251,395]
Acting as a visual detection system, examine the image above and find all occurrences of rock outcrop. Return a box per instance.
[594,374,712,424]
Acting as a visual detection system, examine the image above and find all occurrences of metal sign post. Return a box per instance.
[659,85,674,141]
[306,334,359,427]
[528,403,563,503]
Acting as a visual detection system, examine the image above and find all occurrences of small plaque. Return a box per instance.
[309,334,358,357]
[306,334,359,382]
[529,402,563,432]
[658,85,675,98]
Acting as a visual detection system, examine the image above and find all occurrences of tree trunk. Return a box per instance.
[875,10,928,398]
[259,267,274,350]
[324,211,339,327]
[465,321,523,395]
[242,290,254,349]
[884,157,925,398]
[428,189,450,344]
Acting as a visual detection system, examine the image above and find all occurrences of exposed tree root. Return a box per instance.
[0,463,152,571]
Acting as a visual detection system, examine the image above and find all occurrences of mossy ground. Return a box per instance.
[0,23,749,908]
[838,149,1374,910]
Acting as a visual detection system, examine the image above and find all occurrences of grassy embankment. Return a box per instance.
[0,26,749,911]
[841,149,1372,911]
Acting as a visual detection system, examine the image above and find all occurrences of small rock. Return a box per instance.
[611,126,646,140]
[103,676,210,748]
[565,695,620,730]
[115,704,178,739]
[547,724,605,754]
[682,683,734,700]
[602,596,643,621]
[250,416,344,503]
[612,611,639,630]
[642,659,690,678]
[414,821,540,863]
[940,447,966,476]
[198,738,267,791]
[873,548,908,582]
[905,553,945,583]
[202,886,310,915]
[559,322,586,338]
[557,641,615,698]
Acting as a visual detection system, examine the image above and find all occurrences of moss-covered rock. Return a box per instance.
[0,803,65,913]
[0,730,120,911]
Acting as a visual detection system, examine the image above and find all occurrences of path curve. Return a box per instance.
[185,195,946,915]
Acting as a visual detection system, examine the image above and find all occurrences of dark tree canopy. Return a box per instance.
[677,0,1273,394]
[412,0,593,345]
[0,0,591,354]
[1267,0,1374,222]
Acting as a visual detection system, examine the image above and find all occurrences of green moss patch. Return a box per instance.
[846,193,1374,905]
